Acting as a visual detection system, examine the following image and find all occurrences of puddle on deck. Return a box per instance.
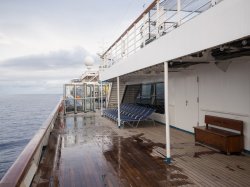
[33,114,191,187]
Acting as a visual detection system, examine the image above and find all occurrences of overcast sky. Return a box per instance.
[0,0,152,94]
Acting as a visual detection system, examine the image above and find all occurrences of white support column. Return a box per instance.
[93,84,96,111]
[117,77,121,128]
[100,82,103,115]
[164,61,171,163]
[177,0,181,26]
[74,84,77,114]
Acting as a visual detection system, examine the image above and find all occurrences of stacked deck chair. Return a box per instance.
[103,104,155,127]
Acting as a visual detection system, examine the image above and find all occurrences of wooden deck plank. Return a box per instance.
[32,112,250,187]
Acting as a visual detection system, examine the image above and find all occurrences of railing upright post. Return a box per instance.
[115,43,118,62]
[143,13,147,47]
[134,24,137,53]
[110,48,113,66]
[177,0,181,26]
[103,54,107,68]
[126,32,129,57]
[211,0,216,6]
[156,0,160,38]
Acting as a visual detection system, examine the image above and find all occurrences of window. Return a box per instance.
[132,82,165,114]
[140,84,153,104]
[154,83,164,114]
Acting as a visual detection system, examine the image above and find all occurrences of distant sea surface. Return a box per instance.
[0,94,61,180]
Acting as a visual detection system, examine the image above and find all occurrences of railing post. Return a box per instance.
[156,0,160,38]
[107,53,110,67]
[126,32,129,57]
[115,42,118,62]
[117,76,121,128]
[110,48,113,65]
[103,54,108,68]
[121,37,126,58]
[143,13,147,47]
[177,0,181,26]
[164,61,171,164]
[134,24,137,53]
[211,0,216,6]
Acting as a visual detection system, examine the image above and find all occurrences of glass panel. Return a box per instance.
[76,98,84,112]
[65,85,75,113]
[85,99,91,111]
[155,82,165,114]
[86,85,91,97]
[131,82,165,114]
[141,84,152,104]
[75,85,84,98]
[94,85,100,109]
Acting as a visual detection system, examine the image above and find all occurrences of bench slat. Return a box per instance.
[194,126,241,137]
[205,115,243,134]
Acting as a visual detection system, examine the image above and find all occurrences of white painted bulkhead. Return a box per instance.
[100,0,250,152]
[148,61,250,151]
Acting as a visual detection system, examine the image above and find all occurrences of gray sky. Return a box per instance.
[0,0,152,94]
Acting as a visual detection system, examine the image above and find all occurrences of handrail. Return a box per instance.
[101,0,158,58]
[101,0,215,68]
[0,97,63,187]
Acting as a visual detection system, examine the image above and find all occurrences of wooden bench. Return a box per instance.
[194,115,244,154]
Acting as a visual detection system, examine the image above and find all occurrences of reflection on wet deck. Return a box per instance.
[56,114,191,186]
[32,112,250,187]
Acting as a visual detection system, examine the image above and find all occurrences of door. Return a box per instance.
[174,71,199,133]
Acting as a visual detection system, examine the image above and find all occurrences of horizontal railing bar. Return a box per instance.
[102,0,158,58]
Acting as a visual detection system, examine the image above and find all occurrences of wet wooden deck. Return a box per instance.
[32,112,250,187]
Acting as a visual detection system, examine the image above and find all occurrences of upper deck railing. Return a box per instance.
[101,0,222,69]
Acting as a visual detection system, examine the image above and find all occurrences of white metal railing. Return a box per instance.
[101,0,223,69]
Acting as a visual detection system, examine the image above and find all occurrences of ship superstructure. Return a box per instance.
[1,0,250,186]
[99,0,250,160]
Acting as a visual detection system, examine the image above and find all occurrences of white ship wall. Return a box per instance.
[196,61,250,151]
[100,0,250,151]
[125,61,250,151]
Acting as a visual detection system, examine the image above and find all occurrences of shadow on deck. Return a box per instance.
[32,111,250,187]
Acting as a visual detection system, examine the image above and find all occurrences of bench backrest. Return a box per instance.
[205,115,243,134]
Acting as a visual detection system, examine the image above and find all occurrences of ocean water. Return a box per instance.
[0,94,61,180]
